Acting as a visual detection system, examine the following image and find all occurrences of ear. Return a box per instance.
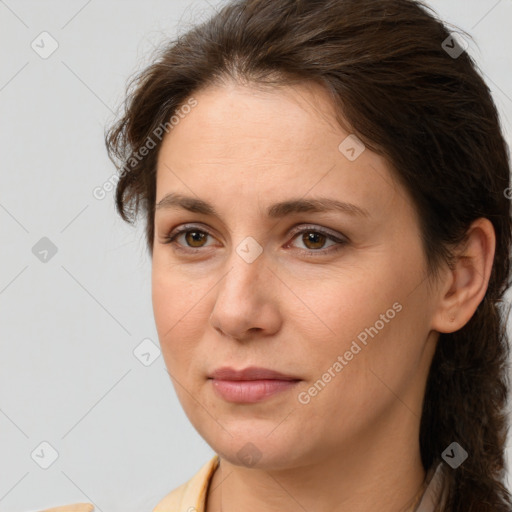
[430,218,496,334]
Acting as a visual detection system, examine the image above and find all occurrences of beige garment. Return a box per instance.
[37,505,94,512]
[29,456,446,512]
[153,455,448,512]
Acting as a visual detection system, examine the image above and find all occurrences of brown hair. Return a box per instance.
[105,0,512,509]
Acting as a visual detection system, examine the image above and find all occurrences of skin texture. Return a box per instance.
[151,81,496,512]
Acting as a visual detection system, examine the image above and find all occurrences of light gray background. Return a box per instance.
[1,1,511,511]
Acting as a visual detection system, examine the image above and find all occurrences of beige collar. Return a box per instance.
[153,455,448,512]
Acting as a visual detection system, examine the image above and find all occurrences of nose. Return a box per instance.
[209,244,282,342]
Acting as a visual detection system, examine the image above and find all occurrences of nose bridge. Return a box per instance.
[223,234,266,298]
[209,234,276,339]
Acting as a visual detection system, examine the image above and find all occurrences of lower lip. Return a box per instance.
[210,379,300,403]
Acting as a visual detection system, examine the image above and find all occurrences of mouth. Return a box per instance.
[208,366,301,403]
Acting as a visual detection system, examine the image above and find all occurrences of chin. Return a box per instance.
[204,426,308,470]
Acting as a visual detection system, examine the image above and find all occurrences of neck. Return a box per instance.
[205,410,426,512]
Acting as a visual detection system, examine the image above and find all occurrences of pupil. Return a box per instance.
[187,231,205,246]
[304,232,325,249]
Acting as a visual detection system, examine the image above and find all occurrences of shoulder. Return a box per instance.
[30,457,219,512]
[153,455,220,512]
[35,504,94,512]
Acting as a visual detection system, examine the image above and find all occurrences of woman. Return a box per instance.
[103,0,512,511]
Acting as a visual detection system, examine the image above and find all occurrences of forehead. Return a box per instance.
[159,81,342,159]
[154,82,405,221]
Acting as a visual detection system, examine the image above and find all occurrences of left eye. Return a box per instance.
[289,229,341,251]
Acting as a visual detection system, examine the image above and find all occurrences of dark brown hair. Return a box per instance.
[105,0,512,509]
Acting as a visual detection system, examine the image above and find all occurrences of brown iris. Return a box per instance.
[185,230,208,247]
[302,232,326,250]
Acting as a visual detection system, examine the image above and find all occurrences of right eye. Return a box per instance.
[162,225,217,252]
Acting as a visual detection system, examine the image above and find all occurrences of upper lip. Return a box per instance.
[208,366,300,381]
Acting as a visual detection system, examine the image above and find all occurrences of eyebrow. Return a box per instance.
[155,193,370,219]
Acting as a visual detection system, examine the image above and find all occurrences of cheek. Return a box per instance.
[151,270,175,336]
[152,269,191,364]
[152,273,210,427]
[151,261,198,333]
[286,271,388,351]
[151,266,213,374]
[291,262,418,394]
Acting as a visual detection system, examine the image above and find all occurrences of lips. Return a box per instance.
[208,366,300,381]
[208,366,301,403]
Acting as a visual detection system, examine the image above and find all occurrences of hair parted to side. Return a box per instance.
[105,0,512,509]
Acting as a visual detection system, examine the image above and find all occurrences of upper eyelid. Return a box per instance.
[167,223,346,245]
[288,224,346,241]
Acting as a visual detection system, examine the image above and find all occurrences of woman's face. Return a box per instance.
[152,81,441,470]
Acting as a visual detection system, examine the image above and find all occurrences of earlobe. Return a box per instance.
[430,218,496,334]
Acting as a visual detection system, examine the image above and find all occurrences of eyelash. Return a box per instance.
[162,224,348,258]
